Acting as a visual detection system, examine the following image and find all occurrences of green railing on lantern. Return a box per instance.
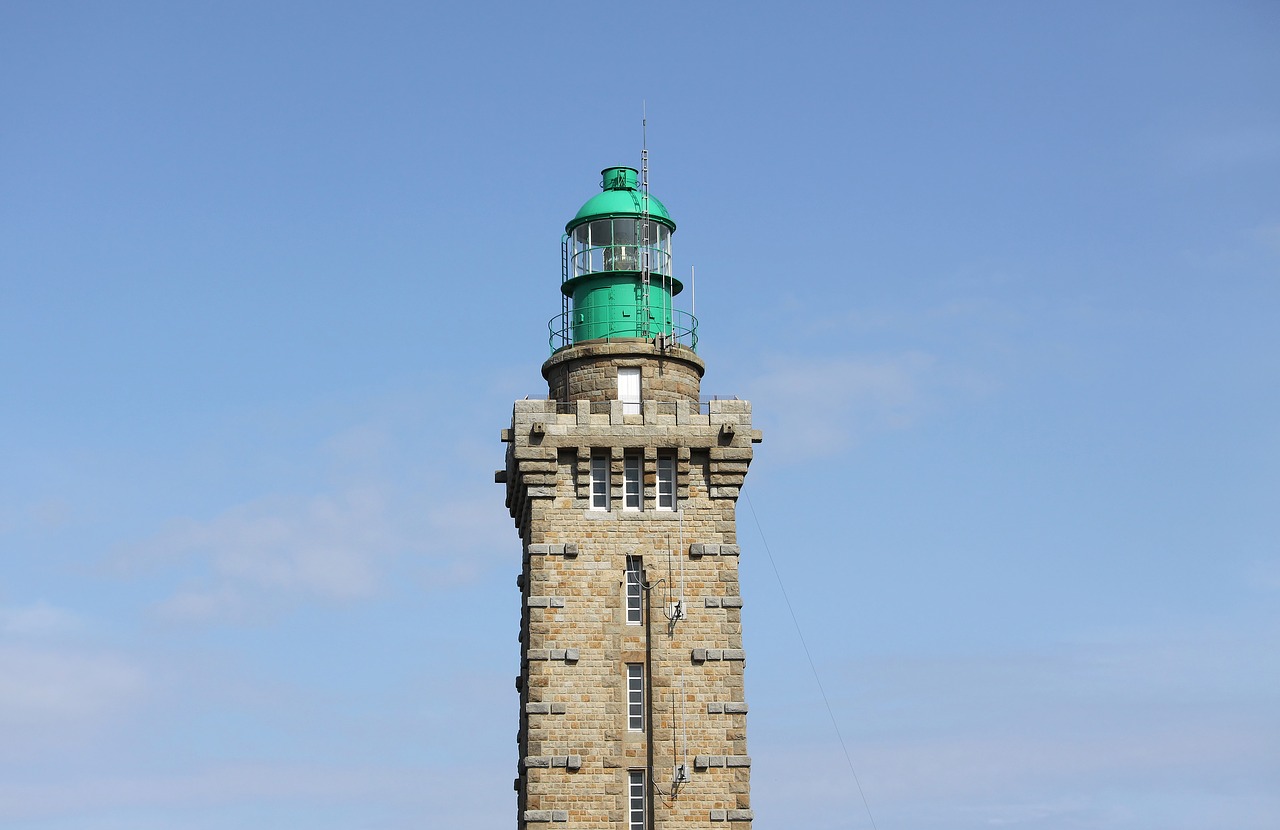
[547,306,699,354]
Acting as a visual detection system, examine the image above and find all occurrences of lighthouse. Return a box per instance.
[500,164,760,828]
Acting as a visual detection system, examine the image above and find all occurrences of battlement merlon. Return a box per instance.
[497,398,761,524]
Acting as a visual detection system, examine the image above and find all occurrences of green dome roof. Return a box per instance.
[566,167,675,233]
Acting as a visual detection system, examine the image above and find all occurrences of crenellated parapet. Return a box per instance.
[499,397,761,527]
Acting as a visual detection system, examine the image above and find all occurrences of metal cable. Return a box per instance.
[743,492,879,830]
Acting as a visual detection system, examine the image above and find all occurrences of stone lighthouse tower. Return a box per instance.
[499,164,760,829]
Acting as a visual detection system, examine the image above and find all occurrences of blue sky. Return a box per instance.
[2,2,1277,828]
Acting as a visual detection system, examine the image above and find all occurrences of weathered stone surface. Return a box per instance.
[506,352,756,829]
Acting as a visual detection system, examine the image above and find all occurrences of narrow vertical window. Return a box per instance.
[656,452,675,511]
[623,453,641,511]
[591,452,609,510]
[626,663,644,731]
[618,367,641,415]
[625,556,642,625]
[628,770,645,830]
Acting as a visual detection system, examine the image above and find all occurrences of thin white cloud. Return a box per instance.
[0,761,510,825]
[1253,222,1280,256]
[0,601,82,636]
[129,487,393,606]
[1249,559,1280,592]
[1168,126,1280,173]
[0,644,145,727]
[750,630,1280,828]
[118,474,512,623]
[746,352,939,458]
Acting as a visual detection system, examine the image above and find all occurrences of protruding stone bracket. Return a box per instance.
[688,544,740,558]
[706,702,749,714]
[710,808,755,821]
[525,702,568,715]
[694,755,752,769]
[528,543,579,558]
[524,809,569,822]
[691,648,746,663]
[523,755,583,770]
[527,648,580,663]
[704,596,744,608]
[527,596,567,608]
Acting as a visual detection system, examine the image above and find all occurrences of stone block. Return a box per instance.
[710,809,727,822]
[727,809,755,821]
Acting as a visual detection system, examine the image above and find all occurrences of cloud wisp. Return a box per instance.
[745,352,941,458]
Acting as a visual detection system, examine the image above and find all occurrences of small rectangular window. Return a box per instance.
[656,453,675,511]
[618,367,641,415]
[591,452,609,510]
[623,453,641,511]
[625,556,642,625]
[628,770,645,830]
[627,663,644,731]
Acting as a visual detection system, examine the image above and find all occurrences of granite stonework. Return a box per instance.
[501,341,761,829]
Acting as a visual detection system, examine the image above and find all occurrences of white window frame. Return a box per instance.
[618,367,641,415]
[628,769,645,830]
[625,556,642,625]
[623,453,641,511]
[626,663,644,731]
[656,452,675,511]
[591,452,609,511]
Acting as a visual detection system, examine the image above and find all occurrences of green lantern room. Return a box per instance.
[550,166,697,351]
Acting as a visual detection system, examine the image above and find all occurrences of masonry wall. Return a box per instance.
[501,366,760,829]
[542,341,704,405]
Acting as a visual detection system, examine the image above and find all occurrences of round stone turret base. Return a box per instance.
[541,340,704,404]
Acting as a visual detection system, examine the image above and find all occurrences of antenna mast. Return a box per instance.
[640,106,653,343]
